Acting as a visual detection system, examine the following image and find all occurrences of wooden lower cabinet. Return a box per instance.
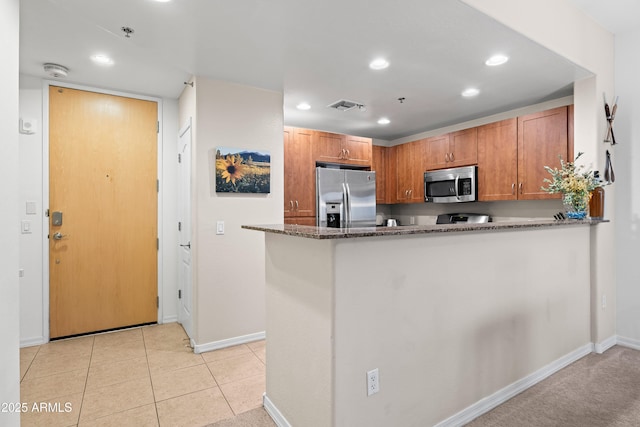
[285,216,316,226]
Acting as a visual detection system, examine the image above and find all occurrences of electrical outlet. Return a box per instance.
[367,368,379,396]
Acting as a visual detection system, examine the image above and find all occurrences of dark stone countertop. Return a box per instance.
[242,218,608,240]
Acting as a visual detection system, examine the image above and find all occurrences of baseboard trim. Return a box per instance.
[162,315,178,324]
[617,335,640,351]
[263,393,292,427]
[192,331,266,354]
[434,343,593,427]
[594,335,617,354]
[20,336,46,348]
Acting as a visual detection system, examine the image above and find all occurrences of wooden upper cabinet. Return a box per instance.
[344,135,373,165]
[449,128,478,167]
[314,131,345,164]
[371,145,387,204]
[314,131,372,166]
[424,134,450,170]
[425,129,477,170]
[393,140,425,203]
[477,119,518,201]
[517,106,568,200]
[284,127,315,218]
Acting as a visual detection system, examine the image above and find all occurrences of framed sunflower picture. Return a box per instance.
[214,147,271,193]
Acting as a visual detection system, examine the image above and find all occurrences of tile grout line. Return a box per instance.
[204,361,239,418]
[76,335,96,425]
[142,326,163,427]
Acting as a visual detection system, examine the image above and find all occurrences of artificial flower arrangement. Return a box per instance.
[541,152,601,219]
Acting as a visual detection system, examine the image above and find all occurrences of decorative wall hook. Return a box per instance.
[603,93,618,145]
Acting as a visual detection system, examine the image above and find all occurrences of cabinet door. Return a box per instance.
[449,128,478,167]
[409,139,427,202]
[394,143,413,202]
[284,128,315,217]
[425,134,450,170]
[315,131,345,163]
[477,119,518,201]
[517,107,568,200]
[371,145,387,204]
[285,216,316,226]
[344,135,372,166]
[386,145,398,204]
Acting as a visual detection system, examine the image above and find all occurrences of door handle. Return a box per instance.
[180,242,191,249]
[52,232,67,240]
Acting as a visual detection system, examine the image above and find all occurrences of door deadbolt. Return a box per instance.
[52,211,63,226]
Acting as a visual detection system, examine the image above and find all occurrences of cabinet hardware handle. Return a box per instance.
[511,183,516,195]
[346,149,350,158]
[450,152,454,162]
[295,200,299,210]
[519,182,523,194]
[290,200,294,210]
[409,189,412,197]
[445,153,450,162]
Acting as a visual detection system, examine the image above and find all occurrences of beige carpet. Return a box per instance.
[208,407,276,427]
[468,345,640,426]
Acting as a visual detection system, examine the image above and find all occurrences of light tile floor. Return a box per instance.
[19,323,267,427]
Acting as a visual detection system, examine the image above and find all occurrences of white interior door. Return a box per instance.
[178,119,193,339]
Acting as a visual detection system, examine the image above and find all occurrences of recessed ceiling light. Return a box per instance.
[369,58,389,70]
[91,54,114,65]
[296,102,311,110]
[154,0,171,2]
[485,54,509,66]
[462,88,480,98]
[377,118,391,125]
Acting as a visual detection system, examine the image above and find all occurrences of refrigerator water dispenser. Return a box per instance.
[326,203,342,228]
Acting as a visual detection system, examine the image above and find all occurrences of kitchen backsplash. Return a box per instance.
[377,199,564,225]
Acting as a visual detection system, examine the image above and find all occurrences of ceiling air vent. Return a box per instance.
[327,99,364,112]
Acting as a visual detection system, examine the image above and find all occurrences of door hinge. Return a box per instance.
[157,179,160,193]
[157,296,159,308]
[178,222,182,231]
[178,289,182,299]
[178,153,181,163]
[157,121,160,134]
[157,238,159,250]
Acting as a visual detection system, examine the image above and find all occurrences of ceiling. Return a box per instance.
[20,0,597,141]
[569,0,640,35]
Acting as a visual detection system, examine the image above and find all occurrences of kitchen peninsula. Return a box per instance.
[244,220,600,426]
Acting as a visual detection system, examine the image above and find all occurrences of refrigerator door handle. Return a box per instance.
[345,182,352,227]
[342,182,349,227]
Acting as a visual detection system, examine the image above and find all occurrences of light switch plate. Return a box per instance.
[216,221,225,235]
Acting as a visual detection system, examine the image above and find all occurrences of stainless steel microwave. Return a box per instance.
[424,165,477,203]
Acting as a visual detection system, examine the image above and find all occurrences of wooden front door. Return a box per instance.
[49,86,158,338]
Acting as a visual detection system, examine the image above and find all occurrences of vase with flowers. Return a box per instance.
[541,152,601,219]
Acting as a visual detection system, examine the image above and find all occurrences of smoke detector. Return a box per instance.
[327,99,366,112]
[44,63,69,78]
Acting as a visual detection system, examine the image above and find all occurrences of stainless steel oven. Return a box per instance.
[424,165,477,203]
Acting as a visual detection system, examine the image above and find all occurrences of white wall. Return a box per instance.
[18,77,180,345]
[462,0,616,346]
[188,78,283,348]
[0,0,21,424]
[614,26,640,344]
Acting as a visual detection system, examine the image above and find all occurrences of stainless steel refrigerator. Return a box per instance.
[316,167,376,228]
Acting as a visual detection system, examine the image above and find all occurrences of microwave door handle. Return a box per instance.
[454,175,460,200]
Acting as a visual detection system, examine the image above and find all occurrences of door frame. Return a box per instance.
[41,80,164,342]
